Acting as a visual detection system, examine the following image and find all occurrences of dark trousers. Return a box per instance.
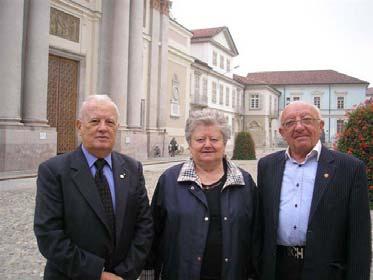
[275,246,304,280]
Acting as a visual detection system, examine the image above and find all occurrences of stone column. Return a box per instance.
[0,0,24,125]
[22,0,50,126]
[127,0,144,128]
[157,6,170,128]
[97,0,114,95]
[110,0,130,127]
[146,4,161,129]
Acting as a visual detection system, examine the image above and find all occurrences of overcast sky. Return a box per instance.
[171,0,373,86]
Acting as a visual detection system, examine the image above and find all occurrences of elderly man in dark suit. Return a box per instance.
[34,95,153,280]
[258,101,371,280]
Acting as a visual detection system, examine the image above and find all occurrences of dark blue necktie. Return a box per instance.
[94,159,115,239]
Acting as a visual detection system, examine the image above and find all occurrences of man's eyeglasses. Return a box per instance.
[282,117,320,129]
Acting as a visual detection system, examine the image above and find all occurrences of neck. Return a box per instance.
[194,160,224,185]
[289,149,309,163]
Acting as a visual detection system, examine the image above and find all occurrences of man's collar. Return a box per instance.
[81,145,112,169]
[285,140,322,163]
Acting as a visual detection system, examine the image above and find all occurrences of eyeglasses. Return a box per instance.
[282,117,320,129]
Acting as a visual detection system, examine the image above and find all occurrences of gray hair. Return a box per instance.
[185,109,230,145]
[280,100,322,124]
[78,94,120,121]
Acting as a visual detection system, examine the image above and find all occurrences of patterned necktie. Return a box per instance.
[94,159,115,239]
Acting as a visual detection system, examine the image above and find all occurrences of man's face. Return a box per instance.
[279,102,324,158]
[76,101,119,158]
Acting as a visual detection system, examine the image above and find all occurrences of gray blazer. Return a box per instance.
[257,146,371,280]
[34,147,153,280]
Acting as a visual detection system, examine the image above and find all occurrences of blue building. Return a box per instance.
[235,70,369,146]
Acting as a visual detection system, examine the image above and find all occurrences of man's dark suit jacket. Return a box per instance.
[257,146,371,280]
[34,147,153,280]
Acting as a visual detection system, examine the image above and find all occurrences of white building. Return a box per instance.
[189,27,245,151]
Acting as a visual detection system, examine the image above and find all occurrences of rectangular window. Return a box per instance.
[194,73,200,96]
[226,59,230,72]
[314,96,321,108]
[219,84,224,105]
[202,78,207,96]
[225,87,230,106]
[212,51,217,66]
[202,77,208,104]
[293,96,300,101]
[212,81,217,103]
[237,90,241,108]
[337,119,345,133]
[220,55,224,69]
[337,96,344,109]
[250,94,259,109]
[232,89,236,108]
[286,97,291,105]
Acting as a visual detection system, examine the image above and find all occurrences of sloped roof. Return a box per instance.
[191,26,239,56]
[191,27,225,40]
[237,70,369,85]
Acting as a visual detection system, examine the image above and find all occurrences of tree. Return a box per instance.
[232,131,256,160]
[336,98,373,195]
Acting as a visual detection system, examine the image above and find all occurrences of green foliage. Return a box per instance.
[232,131,256,160]
[336,98,373,205]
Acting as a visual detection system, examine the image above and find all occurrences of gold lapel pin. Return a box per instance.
[324,173,329,178]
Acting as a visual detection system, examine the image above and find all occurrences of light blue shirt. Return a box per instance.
[277,141,322,246]
[81,145,116,211]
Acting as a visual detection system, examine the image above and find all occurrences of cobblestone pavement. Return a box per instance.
[0,159,372,279]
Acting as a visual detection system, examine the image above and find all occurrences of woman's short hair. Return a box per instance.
[185,109,230,145]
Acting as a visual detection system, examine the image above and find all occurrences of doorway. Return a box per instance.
[47,54,79,154]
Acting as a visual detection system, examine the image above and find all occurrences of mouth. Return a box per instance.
[294,135,309,140]
[96,136,110,140]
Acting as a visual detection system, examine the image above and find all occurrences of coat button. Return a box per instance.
[204,217,209,221]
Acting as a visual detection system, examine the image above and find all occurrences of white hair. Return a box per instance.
[185,108,230,145]
[78,94,120,120]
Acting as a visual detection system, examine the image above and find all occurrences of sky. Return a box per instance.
[171,0,373,86]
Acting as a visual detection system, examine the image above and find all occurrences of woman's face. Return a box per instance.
[189,124,226,166]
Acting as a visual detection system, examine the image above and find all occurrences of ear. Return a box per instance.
[319,120,325,130]
[76,120,82,134]
[279,126,285,137]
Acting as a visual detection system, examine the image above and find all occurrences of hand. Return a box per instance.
[100,271,124,280]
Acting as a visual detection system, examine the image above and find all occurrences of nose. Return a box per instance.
[203,138,212,146]
[97,120,109,131]
[294,119,305,130]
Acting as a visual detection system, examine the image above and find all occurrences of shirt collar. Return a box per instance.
[285,140,322,163]
[177,159,245,189]
[81,145,112,169]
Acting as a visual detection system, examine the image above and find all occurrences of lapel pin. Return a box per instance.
[120,173,126,179]
[324,173,329,178]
